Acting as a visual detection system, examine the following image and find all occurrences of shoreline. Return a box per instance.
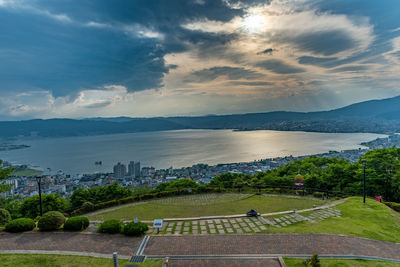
[1,132,393,177]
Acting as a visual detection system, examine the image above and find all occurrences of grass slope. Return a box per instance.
[88,193,327,221]
[266,197,400,242]
[0,254,162,267]
[284,258,400,266]
[11,168,42,177]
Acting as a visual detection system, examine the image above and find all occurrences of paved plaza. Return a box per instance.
[0,232,142,257]
[1,232,400,266]
[144,234,400,260]
[164,258,282,267]
[147,207,342,235]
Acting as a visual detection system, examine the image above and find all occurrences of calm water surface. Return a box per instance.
[0,130,386,174]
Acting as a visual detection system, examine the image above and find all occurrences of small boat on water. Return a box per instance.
[95,161,102,165]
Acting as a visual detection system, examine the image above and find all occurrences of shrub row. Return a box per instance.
[97,219,148,236]
[5,218,35,232]
[383,202,400,212]
[64,216,90,231]
[37,211,66,231]
[71,187,224,216]
[97,219,122,234]
[4,212,90,233]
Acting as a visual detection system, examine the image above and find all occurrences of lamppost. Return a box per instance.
[35,176,43,216]
[361,159,366,204]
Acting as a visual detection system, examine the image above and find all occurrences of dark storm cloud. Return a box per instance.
[186,66,264,82]
[297,56,340,68]
[256,59,306,74]
[37,0,242,23]
[0,0,244,97]
[276,30,357,56]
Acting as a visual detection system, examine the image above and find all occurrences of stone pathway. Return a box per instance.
[268,207,341,227]
[150,207,341,235]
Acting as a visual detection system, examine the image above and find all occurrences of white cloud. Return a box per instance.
[0,85,133,118]
[122,24,164,40]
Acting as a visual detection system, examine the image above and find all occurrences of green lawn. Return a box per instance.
[284,258,400,266]
[88,193,327,221]
[0,254,162,267]
[11,168,42,177]
[265,197,400,242]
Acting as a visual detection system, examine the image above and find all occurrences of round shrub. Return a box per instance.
[82,201,95,212]
[122,222,149,236]
[0,208,11,225]
[5,218,36,232]
[64,216,90,231]
[37,211,66,231]
[98,219,122,234]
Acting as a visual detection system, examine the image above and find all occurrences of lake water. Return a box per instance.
[0,130,386,175]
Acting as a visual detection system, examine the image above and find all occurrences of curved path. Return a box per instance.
[1,232,400,262]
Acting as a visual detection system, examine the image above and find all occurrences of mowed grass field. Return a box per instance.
[0,254,162,267]
[266,197,400,242]
[88,193,328,221]
[284,258,400,267]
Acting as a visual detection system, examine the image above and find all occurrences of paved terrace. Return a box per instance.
[144,234,400,261]
[1,232,400,262]
[0,232,142,257]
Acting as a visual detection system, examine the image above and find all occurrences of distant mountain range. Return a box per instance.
[1,95,400,139]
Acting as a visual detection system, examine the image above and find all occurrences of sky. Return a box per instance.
[0,0,400,120]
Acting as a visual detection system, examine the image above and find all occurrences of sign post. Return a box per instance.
[113,252,118,267]
[153,219,163,234]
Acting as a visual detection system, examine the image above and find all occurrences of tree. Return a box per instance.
[233,177,247,192]
[69,182,132,209]
[210,173,243,188]
[19,194,69,218]
[165,179,198,191]
[0,160,13,194]
[361,147,400,201]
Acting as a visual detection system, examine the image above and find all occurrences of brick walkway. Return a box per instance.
[0,232,142,256]
[2,232,400,263]
[144,234,400,260]
[166,258,281,266]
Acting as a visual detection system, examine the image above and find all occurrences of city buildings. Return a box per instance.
[113,162,126,178]
[2,134,399,199]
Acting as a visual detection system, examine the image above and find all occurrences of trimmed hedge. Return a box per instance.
[64,216,90,231]
[5,218,36,232]
[98,219,122,234]
[0,208,11,225]
[122,222,148,236]
[38,211,66,231]
[313,192,324,198]
[383,202,400,212]
[81,202,95,212]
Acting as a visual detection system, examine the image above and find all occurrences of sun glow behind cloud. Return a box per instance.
[0,0,400,119]
[241,11,267,33]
